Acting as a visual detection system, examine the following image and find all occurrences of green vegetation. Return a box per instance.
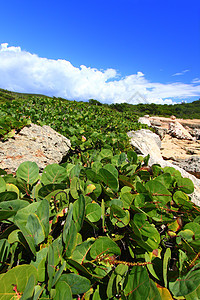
[110,100,200,119]
[0,88,200,299]
[0,88,200,119]
[0,92,147,155]
[0,154,200,299]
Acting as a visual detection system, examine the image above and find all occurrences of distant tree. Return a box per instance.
[88,99,102,106]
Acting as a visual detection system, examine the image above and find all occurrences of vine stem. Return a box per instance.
[189,251,200,268]
[97,254,152,267]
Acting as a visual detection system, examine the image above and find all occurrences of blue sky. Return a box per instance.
[0,0,200,104]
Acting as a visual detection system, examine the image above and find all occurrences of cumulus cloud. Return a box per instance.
[0,43,200,104]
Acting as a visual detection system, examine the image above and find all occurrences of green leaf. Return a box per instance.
[31,247,48,271]
[106,271,117,299]
[124,266,150,299]
[16,161,39,184]
[45,189,69,208]
[86,202,101,223]
[145,180,171,204]
[63,203,73,244]
[163,248,171,288]
[148,280,162,300]
[21,274,36,300]
[92,161,102,173]
[99,149,113,160]
[93,286,102,299]
[173,191,193,209]
[8,229,22,244]
[133,213,160,250]
[169,264,200,296]
[67,258,103,279]
[0,177,6,193]
[101,199,105,232]
[0,191,18,201]
[90,236,121,259]
[145,252,159,281]
[52,261,66,287]
[0,210,15,221]
[185,284,200,300]
[116,266,129,280]
[99,165,119,192]
[85,183,96,195]
[184,222,200,238]
[110,205,130,228]
[176,177,194,194]
[0,239,10,268]
[36,199,50,238]
[154,173,173,190]
[71,239,95,264]
[38,183,67,197]
[70,164,82,179]
[33,285,44,300]
[14,202,40,223]
[163,167,181,179]
[26,213,45,246]
[176,229,194,243]
[59,273,91,295]
[110,204,126,218]
[70,177,80,199]
[64,220,77,257]
[6,184,19,201]
[0,199,29,221]
[55,281,73,300]
[120,192,134,209]
[41,164,68,185]
[47,244,55,291]
[15,221,36,255]
[0,265,38,299]
[127,151,138,164]
[73,195,85,231]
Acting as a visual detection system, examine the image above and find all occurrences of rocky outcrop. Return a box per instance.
[138,115,200,141]
[173,156,200,179]
[0,123,71,172]
[128,129,200,207]
[138,117,151,127]
[161,135,200,160]
[127,129,163,165]
[168,121,194,140]
[153,126,167,140]
[190,128,200,140]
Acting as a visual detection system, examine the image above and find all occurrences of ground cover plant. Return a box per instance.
[0,152,200,299]
[0,95,146,155]
[0,92,200,299]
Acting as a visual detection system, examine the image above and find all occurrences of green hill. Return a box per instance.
[110,100,200,119]
[0,88,199,118]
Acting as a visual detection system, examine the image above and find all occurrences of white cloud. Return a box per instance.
[0,43,200,104]
[0,43,21,52]
[192,78,200,84]
[172,69,189,76]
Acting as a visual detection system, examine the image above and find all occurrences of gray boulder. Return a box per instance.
[194,128,200,140]
[127,129,200,206]
[0,123,71,172]
[152,126,167,140]
[138,117,151,127]
[127,129,162,165]
[172,156,200,177]
[168,121,194,140]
